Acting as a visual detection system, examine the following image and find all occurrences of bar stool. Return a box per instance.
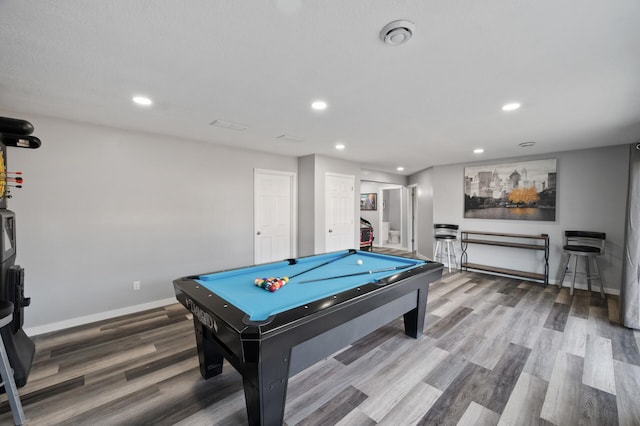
[0,301,25,425]
[558,231,606,298]
[434,224,459,273]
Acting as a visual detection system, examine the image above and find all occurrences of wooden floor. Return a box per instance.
[2,251,640,425]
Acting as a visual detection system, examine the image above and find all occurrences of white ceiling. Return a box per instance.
[1,1,639,175]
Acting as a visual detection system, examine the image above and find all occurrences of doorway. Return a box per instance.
[374,185,416,252]
[382,187,403,249]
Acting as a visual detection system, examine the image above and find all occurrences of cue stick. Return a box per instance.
[288,250,357,279]
[297,264,414,284]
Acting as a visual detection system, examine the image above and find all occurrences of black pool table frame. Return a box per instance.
[173,256,443,426]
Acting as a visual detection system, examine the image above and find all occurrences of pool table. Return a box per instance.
[173,249,443,426]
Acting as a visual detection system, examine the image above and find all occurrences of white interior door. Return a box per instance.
[254,169,296,264]
[325,173,355,252]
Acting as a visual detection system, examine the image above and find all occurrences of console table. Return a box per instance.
[460,231,549,285]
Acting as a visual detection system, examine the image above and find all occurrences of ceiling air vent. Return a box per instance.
[276,134,304,143]
[210,119,247,131]
[380,20,415,46]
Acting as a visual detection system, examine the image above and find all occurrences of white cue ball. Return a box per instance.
[356,259,363,265]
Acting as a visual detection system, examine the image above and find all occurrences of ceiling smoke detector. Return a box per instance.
[380,20,415,45]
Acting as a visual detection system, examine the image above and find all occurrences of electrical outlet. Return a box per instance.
[133,281,141,291]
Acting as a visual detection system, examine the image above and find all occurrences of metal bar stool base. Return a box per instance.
[558,254,605,298]
[0,302,26,425]
[435,238,458,273]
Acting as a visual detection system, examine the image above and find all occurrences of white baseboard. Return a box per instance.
[456,269,620,296]
[24,297,178,337]
[551,280,620,296]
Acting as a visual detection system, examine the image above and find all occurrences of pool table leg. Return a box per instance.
[242,341,291,426]
[242,371,288,426]
[193,319,224,379]
[402,286,429,338]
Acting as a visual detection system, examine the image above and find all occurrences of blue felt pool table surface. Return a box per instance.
[195,250,425,321]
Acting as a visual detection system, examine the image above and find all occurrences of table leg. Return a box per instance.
[242,372,288,426]
[242,341,291,426]
[193,319,224,379]
[402,286,428,338]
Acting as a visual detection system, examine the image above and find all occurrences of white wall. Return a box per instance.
[5,112,298,330]
[296,155,362,255]
[360,169,406,186]
[422,145,629,293]
[297,155,315,257]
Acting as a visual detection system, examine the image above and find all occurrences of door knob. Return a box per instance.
[328,229,333,233]
[256,231,261,235]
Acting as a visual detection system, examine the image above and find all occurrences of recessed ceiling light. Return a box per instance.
[502,102,521,111]
[335,143,345,150]
[519,141,536,148]
[397,167,405,171]
[473,148,484,154]
[132,95,153,106]
[311,100,327,111]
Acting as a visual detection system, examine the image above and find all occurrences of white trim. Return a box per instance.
[24,297,177,337]
[553,281,620,296]
[454,272,620,296]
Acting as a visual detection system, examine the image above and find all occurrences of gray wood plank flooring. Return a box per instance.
[1,248,639,425]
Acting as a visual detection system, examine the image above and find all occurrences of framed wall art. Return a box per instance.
[360,193,377,210]
[464,158,557,221]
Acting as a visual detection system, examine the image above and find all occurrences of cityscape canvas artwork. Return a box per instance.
[464,158,557,221]
[360,193,377,210]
